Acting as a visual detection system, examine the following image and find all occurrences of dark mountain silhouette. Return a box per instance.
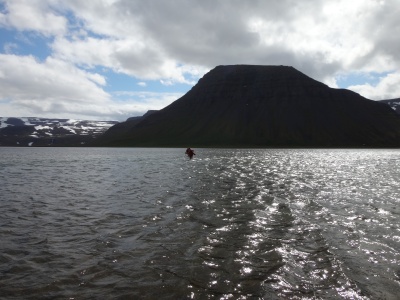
[103,110,158,140]
[126,110,158,122]
[96,65,400,147]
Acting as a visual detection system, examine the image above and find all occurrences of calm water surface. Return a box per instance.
[0,148,399,299]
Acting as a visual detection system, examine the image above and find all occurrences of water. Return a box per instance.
[0,148,399,299]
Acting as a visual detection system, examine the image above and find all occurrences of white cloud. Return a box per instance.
[0,54,129,119]
[348,72,400,100]
[0,54,182,120]
[44,0,399,88]
[0,0,67,36]
[3,42,18,54]
[5,1,400,83]
[51,36,207,84]
[89,90,184,121]
[0,54,108,100]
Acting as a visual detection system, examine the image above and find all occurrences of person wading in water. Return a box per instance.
[185,148,195,159]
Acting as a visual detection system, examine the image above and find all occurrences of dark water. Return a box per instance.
[0,148,399,299]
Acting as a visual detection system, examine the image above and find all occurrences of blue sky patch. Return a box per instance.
[336,72,388,88]
[0,28,53,60]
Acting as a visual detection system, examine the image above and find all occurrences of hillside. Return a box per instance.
[0,117,118,146]
[95,65,400,147]
[379,98,400,115]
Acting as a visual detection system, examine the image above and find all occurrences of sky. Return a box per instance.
[0,0,399,121]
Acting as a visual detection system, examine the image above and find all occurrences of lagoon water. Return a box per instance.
[0,147,399,299]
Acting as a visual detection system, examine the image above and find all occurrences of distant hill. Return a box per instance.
[0,117,118,146]
[103,110,158,141]
[95,65,400,147]
[126,110,158,122]
[379,98,400,115]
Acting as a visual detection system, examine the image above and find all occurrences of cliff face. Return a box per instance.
[97,65,400,147]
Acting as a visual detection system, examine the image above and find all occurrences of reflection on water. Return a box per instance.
[0,148,399,299]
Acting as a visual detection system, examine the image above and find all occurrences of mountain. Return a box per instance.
[96,65,400,147]
[103,110,158,140]
[379,98,400,115]
[0,117,118,146]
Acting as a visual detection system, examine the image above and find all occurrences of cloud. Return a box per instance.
[0,0,67,36]
[0,53,146,120]
[98,90,185,121]
[50,36,208,85]
[112,91,184,113]
[46,0,399,86]
[348,72,400,100]
[0,54,108,98]
[1,0,400,120]
[0,54,181,120]
[3,42,18,54]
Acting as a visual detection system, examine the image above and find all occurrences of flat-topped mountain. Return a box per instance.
[96,65,400,147]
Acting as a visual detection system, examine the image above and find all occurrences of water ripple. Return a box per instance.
[0,148,399,299]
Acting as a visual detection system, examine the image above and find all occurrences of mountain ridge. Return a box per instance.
[0,117,118,146]
[96,65,400,147]
[379,98,400,115]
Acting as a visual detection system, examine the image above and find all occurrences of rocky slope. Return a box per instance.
[96,65,400,147]
[379,98,400,115]
[0,117,118,146]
